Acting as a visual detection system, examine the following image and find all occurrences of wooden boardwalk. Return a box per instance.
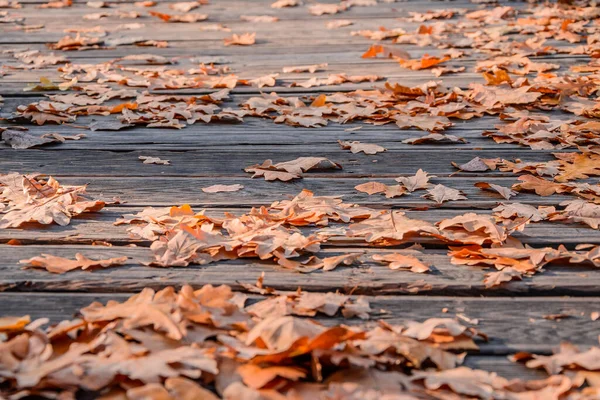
[1,0,599,387]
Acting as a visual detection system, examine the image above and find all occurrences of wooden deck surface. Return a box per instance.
[1,0,599,386]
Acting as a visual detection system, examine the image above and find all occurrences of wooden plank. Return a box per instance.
[0,148,565,178]
[0,120,533,150]
[1,207,597,246]
[1,245,600,296]
[57,176,574,207]
[1,290,598,355]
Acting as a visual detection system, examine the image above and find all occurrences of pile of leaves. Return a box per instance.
[1,283,598,399]
[0,173,105,228]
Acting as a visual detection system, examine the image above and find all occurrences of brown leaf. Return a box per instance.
[327,19,353,29]
[237,364,306,389]
[474,182,517,200]
[355,181,387,195]
[338,140,386,155]
[282,63,327,73]
[0,315,31,332]
[245,157,342,181]
[483,267,522,288]
[202,184,244,193]
[1,130,62,149]
[240,15,278,23]
[224,33,256,46]
[139,156,170,165]
[403,133,466,145]
[20,253,128,274]
[398,54,450,70]
[395,169,434,192]
[452,157,498,172]
[423,184,467,204]
[372,253,430,273]
[149,11,207,22]
[271,0,299,7]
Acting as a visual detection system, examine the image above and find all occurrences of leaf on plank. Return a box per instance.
[201,184,244,193]
[423,184,467,204]
[474,182,517,200]
[338,140,386,154]
[395,169,435,192]
[245,157,342,181]
[20,253,128,274]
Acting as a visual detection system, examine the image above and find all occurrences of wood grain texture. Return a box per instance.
[0,0,596,381]
[2,245,600,296]
[1,290,597,355]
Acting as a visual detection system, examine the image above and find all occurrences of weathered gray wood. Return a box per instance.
[1,245,600,296]
[71,176,572,206]
[1,289,598,355]
[1,206,597,246]
[0,148,566,178]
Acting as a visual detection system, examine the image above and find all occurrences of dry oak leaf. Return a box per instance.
[474,182,517,200]
[202,184,244,193]
[355,181,387,195]
[282,63,327,73]
[452,157,499,172]
[395,169,434,192]
[249,73,278,88]
[549,200,600,229]
[0,174,105,228]
[224,32,256,46]
[423,184,467,205]
[437,214,508,245]
[327,19,353,29]
[20,253,128,274]
[128,378,220,400]
[308,3,347,15]
[394,114,452,132]
[468,84,542,108]
[240,15,279,23]
[1,130,62,149]
[555,153,600,182]
[483,267,522,288]
[139,155,170,165]
[493,202,553,223]
[149,11,207,22]
[398,55,450,70]
[347,211,439,244]
[338,140,386,155]
[448,245,552,273]
[0,315,30,332]
[411,367,508,399]
[512,175,570,196]
[169,1,201,12]
[245,315,325,353]
[361,44,409,59]
[372,253,430,273]
[271,0,299,7]
[483,69,512,86]
[237,364,306,389]
[403,133,466,145]
[245,157,342,181]
[515,343,600,375]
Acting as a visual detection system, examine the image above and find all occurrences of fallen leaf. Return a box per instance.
[338,140,386,154]
[395,169,434,192]
[202,184,244,193]
[245,157,342,181]
[224,33,256,46]
[139,156,170,165]
[20,253,128,273]
[355,182,387,195]
[474,182,517,200]
[372,253,430,273]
